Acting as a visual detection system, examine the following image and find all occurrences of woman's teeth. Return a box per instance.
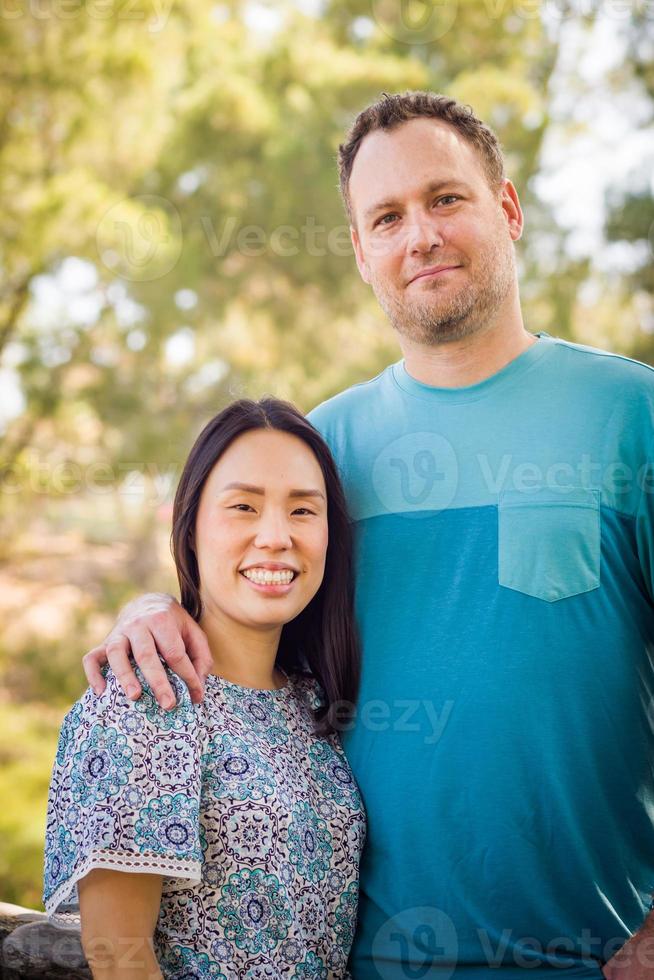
[241,568,295,586]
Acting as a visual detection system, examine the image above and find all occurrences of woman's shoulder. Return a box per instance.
[50,664,206,788]
[65,663,201,736]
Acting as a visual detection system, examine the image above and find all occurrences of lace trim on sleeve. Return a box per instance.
[45,848,202,925]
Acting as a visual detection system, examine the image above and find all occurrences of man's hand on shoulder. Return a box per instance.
[602,913,654,979]
[82,593,212,709]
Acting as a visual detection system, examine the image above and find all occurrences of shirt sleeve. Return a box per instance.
[636,449,654,606]
[43,666,205,923]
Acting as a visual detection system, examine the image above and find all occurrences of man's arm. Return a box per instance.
[82,593,212,708]
[602,910,654,979]
[78,869,164,979]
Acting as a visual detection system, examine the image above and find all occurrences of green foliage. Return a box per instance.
[0,701,64,908]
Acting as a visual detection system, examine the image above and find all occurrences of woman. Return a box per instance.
[43,398,365,980]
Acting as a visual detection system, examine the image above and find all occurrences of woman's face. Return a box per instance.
[194,428,329,633]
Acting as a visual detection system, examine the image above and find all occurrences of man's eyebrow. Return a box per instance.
[220,481,325,500]
[363,180,471,221]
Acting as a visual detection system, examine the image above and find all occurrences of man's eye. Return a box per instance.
[376,213,398,227]
[436,195,459,206]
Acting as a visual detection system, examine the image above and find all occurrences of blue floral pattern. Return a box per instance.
[308,742,359,807]
[287,803,333,883]
[160,944,227,979]
[44,668,365,978]
[221,685,289,748]
[135,792,206,863]
[55,702,82,765]
[43,825,77,897]
[202,733,276,802]
[133,670,197,732]
[71,724,133,806]
[293,951,329,979]
[332,882,358,950]
[215,868,292,953]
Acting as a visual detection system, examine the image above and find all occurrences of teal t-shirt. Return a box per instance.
[308,333,654,979]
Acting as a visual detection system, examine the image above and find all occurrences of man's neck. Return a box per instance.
[400,318,536,390]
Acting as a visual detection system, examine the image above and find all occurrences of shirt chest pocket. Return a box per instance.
[498,487,601,602]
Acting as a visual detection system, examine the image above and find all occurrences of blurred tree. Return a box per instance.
[0,0,578,480]
[602,9,654,364]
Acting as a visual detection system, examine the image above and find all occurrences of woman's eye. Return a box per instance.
[231,503,255,512]
[293,508,315,516]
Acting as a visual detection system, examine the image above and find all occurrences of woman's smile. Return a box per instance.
[240,563,299,594]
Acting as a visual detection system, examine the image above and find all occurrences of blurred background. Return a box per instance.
[1,0,653,910]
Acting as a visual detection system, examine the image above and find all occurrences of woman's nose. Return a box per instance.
[253,514,293,550]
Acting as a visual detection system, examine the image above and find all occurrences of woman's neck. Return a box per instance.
[199,606,285,690]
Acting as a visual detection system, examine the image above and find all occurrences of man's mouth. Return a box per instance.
[408,265,460,284]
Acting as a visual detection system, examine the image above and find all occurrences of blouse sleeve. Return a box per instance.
[43,666,205,923]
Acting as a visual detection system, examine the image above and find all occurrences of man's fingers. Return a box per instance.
[157,633,206,705]
[144,610,210,706]
[124,624,177,710]
[180,617,213,702]
[90,602,210,709]
[105,633,143,702]
[82,645,109,695]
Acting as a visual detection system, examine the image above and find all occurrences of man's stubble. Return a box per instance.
[367,226,517,347]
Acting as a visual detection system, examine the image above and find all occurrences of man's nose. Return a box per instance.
[253,512,293,550]
[406,211,445,253]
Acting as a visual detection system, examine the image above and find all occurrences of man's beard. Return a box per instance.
[369,235,516,346]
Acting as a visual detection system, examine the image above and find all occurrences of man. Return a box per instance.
[83,93,654,978]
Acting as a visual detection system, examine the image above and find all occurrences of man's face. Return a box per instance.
[348,118,523,346]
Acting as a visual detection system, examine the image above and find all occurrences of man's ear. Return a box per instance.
[501,179,523,242]
[351,225,371,284]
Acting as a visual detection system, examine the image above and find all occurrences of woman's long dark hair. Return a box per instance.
[171,397,360,737]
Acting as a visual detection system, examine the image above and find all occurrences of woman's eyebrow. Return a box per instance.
[289,488,325,500]
[220,481,264,494]
[220,481,325,500]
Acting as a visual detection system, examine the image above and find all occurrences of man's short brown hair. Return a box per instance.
[338,91,506,224]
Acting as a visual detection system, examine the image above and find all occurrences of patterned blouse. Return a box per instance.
[43,667,366,979]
